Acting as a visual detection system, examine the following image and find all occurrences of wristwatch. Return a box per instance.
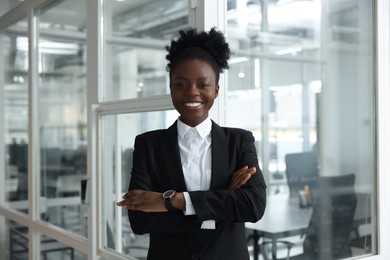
[162,190,178,212]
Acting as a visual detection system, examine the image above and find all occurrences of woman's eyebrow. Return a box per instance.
[196,76,210,80]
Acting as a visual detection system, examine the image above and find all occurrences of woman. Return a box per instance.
[116,27,266,260]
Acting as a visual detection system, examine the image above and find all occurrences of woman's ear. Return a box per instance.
[215,85,220,98]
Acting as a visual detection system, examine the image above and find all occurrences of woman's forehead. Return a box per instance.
[171,59,216,78]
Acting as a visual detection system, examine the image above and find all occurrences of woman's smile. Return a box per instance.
[184,102,203,108]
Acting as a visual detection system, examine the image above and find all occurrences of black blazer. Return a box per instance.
[128,120,266,260]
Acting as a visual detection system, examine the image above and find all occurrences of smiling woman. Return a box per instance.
[116,27,267,260]
[0,1,383,260]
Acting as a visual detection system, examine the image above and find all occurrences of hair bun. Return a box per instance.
[166,27,231,73]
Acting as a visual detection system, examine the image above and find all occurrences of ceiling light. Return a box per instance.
[275,47,302,56]
[229,57,249,64]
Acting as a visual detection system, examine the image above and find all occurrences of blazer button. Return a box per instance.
[192,253,200,260]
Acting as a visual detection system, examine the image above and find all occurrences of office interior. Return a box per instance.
[0,0,389,259]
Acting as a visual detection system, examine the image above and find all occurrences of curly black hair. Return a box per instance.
[166,27,231,84]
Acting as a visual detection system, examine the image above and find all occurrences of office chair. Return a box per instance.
[272,173,357,260]
[285,152,318,197]
[349,192,372,254]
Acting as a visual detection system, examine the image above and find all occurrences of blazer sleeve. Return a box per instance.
[189,130,267,223]
[127,134,202,235]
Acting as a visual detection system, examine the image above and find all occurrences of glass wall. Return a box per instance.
[37,0,88,237]
[6,218,87,260]
[226,0,375,259]
[0,0,24,17]
[100,110,178,258]
[0,1,386,260]
[7,219,29,259]
[2,18,29,212]
[102,0,190,101]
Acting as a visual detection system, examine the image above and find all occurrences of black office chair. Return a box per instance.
[350,233,372,254]
[349,192,372,254]
[273,173,357,260]
[285,152,318,197]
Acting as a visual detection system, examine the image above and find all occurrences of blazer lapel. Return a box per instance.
[210,121,229,189]
[163,121,187,191]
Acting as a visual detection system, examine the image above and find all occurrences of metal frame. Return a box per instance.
[375,0,390,259]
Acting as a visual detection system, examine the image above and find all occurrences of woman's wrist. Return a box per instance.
[172,192,185,211]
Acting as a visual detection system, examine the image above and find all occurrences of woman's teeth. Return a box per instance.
[185,102,202,107]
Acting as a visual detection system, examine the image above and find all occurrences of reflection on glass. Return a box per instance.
[7,218,88,260]
[227,0,320,58]
[37,0,88,237]
[39,234,86,260]
[109,0,188,40]
[0,0,23,17]
[103,0,190,101]
[226,0,375,259]
[38,0,86,33]
[7,220,29,259]
[2,18,29,213]
[100,110,178,258]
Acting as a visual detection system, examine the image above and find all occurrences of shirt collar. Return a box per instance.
[177,117,212,139]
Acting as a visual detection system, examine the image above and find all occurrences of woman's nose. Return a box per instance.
[186,84,199,96]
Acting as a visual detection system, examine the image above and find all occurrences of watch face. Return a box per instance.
[163,190,175,198]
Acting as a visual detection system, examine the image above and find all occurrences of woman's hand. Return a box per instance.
[228,166,256,190]
[116,190,167,212]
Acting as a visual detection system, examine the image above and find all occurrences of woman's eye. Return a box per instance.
[174,83,185,88]
[200,83,209,88]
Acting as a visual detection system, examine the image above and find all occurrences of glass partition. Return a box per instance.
[4,216,91,260]
[102,0,190,101]
[100,110,178,258]
[7,220,29,259]
[38,234,86,260]
[37,0,88,237]
[0,0,24,17]
[2,18,29,213]
[226,0,375,259]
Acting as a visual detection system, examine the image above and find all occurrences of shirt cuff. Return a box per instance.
[201,220,216,229]
[183,192,196,215]
[183,192,216,230]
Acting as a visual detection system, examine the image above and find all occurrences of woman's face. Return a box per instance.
[170,59,219,127]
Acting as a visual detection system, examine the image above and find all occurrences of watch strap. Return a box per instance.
[164,197,178,212]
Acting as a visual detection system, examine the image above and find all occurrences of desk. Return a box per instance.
[246,193,372,260]
[246,195,312,260]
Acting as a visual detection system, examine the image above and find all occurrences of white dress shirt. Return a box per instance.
[177,117,215,229]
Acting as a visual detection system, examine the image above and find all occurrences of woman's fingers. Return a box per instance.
[229,166,257,190]
[116,190,167,212]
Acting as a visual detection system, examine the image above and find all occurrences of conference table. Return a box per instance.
[245,193,371,260]
[245,195,312,260]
